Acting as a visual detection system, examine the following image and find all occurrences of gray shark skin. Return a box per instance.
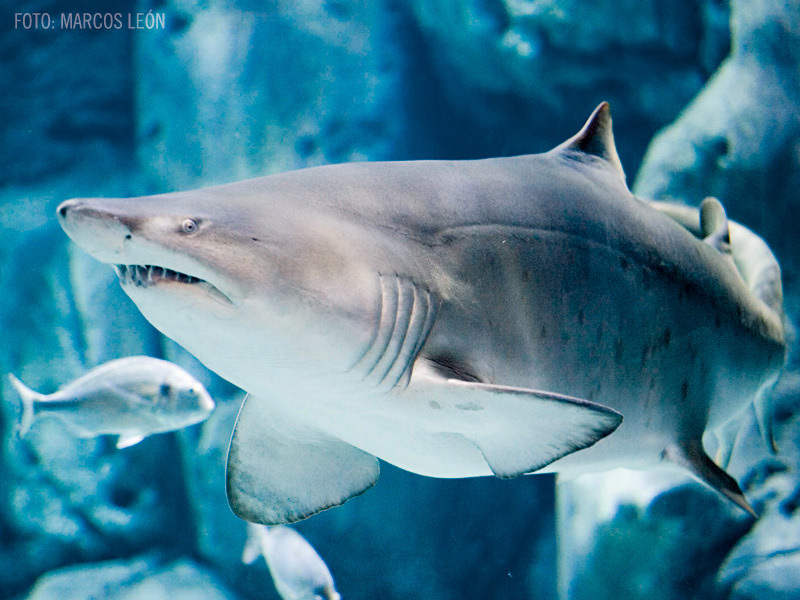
[57,103,786,524]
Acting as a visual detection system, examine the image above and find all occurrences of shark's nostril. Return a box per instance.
[57,199,78,220]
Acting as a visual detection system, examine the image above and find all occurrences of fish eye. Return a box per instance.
[181,218,199,234]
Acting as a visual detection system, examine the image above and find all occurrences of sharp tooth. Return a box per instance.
[147,266,154,283]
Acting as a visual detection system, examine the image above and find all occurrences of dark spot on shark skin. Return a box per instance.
[587,382,602,401]
[659,328,671,349]
[429,400,441,410]
[455,402,483,412]
[640,266,654,290]
[683,281,703,298]
[641,345,651,368]
[614,339,624,363]
[680,379,689,402]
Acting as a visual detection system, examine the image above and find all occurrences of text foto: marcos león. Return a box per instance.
[14,12,166,31]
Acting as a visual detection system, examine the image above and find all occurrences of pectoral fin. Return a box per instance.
[409,368,623,479]
[665,439,756,517]
[226,394,380,525]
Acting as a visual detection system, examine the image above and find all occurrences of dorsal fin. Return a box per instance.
[553,102,626,186]
[700,196,732,256]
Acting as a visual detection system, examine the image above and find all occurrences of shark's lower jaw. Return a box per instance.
[114,264,233,304]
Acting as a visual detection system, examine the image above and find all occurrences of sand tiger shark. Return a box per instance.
[57,103,786,523]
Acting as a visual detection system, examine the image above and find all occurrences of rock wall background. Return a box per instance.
[0,0,798,599]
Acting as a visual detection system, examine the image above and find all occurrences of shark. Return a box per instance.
[57,103,786,524]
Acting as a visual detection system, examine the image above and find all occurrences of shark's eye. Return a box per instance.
[182,219,199,234]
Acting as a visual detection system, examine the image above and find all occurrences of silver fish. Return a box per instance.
[8,356,215,448]
[242,523,341,600]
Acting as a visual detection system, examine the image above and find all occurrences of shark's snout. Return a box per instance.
[57,197,238,306]
[58,198,132,230]
[57,198,135,260]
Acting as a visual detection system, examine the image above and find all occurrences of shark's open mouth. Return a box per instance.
[115,264,203,286]
[114,264,233,304]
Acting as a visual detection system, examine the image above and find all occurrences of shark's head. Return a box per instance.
[56,183,378,392]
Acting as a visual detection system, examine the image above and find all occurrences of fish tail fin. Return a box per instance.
[241,523,268,565]
[7,373,40,437]
[666,440,757,518]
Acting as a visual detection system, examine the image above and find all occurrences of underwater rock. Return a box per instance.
[717,471,800,600]
[716,362,800,599]
[25,554,238,600]
[0,413,192,596]
[0,0,137,186]
[135,0,408,190]
[406,0,730,168]
[634,0,800,312]
[558,470,751,600]
[176,397,256,596]
[0,196,191,596]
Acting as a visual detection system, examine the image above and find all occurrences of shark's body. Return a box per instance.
[57,104,785,523]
